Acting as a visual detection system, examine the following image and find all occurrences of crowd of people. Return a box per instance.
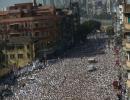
[1,33,124,100]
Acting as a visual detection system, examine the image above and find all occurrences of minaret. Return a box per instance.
[32,0,37,6]
[86,0,89,17]
[92,0,96,16]
[43,0,46,5]
[106,0,111,14]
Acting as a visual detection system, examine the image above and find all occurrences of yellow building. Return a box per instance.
[0,1,79,77]
[3,37,35,68]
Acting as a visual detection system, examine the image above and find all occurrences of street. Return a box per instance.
[5,32,120,100]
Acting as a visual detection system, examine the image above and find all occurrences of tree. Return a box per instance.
[78,20,101,42]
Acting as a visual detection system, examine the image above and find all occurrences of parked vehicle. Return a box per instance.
[88,57,97,63]
[87,64,96,72]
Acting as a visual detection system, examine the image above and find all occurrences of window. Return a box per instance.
[27,45,30,49]
[10,54,15,59]
[35,32,40,37]
[28,32,32,37]
[21,24,24,29]
[119,8,122,11]
[17,45,24,49]
[27,53,30,59]
[34,23,39,28]
[9,24,19,30]
[0,35,2,40]
[127,35,130,43]
[25,23,28,28]
[43,32,49,37]
[18,54,23,59]
[128,16,130,23]
[128,73,130,80]
[7,46,15,50]
[128,52,130,61]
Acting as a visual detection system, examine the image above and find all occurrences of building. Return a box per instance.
[122,1,130,99]
[5,37,34,68]
[0,1,80,76]
[0,2,63,66]
[0,3,61,68]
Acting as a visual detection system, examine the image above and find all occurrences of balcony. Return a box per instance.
[126,80,130,88]
[124,4,130,13]
[122,39,126,46]
[126,42,130,49]
[124,42,130,51]
[123,61,130,71]
[123,60,130,70]
[127,61,130,68]
[124,24,130,31]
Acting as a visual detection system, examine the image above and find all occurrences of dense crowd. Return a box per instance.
[2,33,123,100]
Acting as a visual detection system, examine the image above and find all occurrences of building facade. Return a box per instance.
[123,2,130,99]
[0,3,62,68]
[0,1,80,76]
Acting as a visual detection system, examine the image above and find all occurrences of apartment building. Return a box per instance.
[123,2,130,99]
[0,2,62,68]
[0,0,80,69]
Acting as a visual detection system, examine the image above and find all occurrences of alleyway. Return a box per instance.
[5,33,119,100]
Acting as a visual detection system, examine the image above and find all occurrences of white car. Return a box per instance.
[87,64,96,72]
[88,57,97,63]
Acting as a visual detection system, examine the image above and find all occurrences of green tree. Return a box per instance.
[78,20,101,42]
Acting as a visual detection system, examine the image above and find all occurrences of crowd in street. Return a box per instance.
[1,33,123,100]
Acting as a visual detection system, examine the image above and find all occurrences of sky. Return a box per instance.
[0,0,108,10]
[0,0,49,10]
[0,0,32,9]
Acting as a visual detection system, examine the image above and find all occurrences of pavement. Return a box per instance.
[3,32,120,100]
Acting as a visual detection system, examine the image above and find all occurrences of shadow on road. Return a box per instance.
[56,37,108,59]
[0,72,17,99]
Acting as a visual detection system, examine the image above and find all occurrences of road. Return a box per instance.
[5,32,119,100]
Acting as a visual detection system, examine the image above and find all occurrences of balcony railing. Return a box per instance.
[124,5,130,13]
[126,42,130,49]
[123,61,130,70]
[126,80,130,88]
[124,24,130,31]
[127,61,130,68]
